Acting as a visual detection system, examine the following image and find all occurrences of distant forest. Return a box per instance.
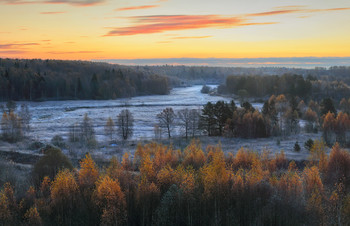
[1,58,350,101]
[220,73,350,102]
[132,64,350,84]
[0,59,171,101]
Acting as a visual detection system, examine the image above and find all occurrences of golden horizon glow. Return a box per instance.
[0,0,350,61]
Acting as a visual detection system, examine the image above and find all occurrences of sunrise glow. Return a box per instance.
[0,0,350,60]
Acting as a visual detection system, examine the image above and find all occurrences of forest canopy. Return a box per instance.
[0,58,170,101]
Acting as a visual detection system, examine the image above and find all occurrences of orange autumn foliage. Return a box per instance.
[78,153,99,188]
[326,143,350,187]
[140,153,156,182]
[309,139,329,173]
[183,139,206,169]
[278,170,303,197]
[245,158,267,187]
[201,150,229,196]
[39,176,51,198]
[121,152,131,170]
[0,184,12,223]
[94,175,126,225]
[156,165,176,192]
[303,166,324,195]
[24,207,42,226]
[153,145,180,171]
[178,167,196,196]
[233,148,259,170]
[50,169,79,205]
[107,156,122,179]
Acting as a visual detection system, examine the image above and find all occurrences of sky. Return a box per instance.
[0,0,350,65]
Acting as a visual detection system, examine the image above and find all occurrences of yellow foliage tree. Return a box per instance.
[107,156,121,179]
[309,139,328,173]
[94,175,126,226]
[303,166,324,195]
[183,139,206,169]
[0,186,11,224]
[78,153,99,189]
[156,164,176,192]
[121,152,131,171]
[39,176,51,198]
[140,153,156,182]
[201,150,229,197]
[233,148,259,170]
[24,207,42,226]
[50,169,79,224]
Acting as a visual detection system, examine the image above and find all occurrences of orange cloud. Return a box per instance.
[116,5,159,11]
[247,6,350,17]
[40,11,66,14]
[0,0,105,6]
[99,5,350,37]
[105,15,255,36]
[306,7,350,13]
[247,9,302,17]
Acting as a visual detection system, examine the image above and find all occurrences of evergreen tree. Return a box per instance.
[90,73,99,99]
[320,98,337,116]
[201,102,216,136]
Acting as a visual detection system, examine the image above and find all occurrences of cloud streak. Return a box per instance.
[0,50,28,54]
[247,6,350,17]
[0,0,105,6]
[46,50,101,54]
[40,11,66,14]
[104,5,350,36]
[171,36,212,39]
[116,5,159,11]
[247,9,302,17]
[105,15,253,36]
[0,42,39,49]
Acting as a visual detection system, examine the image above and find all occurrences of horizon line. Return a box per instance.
[93,57,350,69]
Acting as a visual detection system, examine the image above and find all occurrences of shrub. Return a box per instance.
[294,142,301,152]
[28,141,45,150]
[201,85,211,94]
[32,145,73,186]
[304,139,314,151]
[51,135,67,149]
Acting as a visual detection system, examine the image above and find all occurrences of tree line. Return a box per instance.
[220,74,350,102]
[2,58,350,102]
[0,58,170,101]
[0,140,350,225]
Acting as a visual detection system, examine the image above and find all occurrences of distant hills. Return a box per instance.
[95,57,350,68]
